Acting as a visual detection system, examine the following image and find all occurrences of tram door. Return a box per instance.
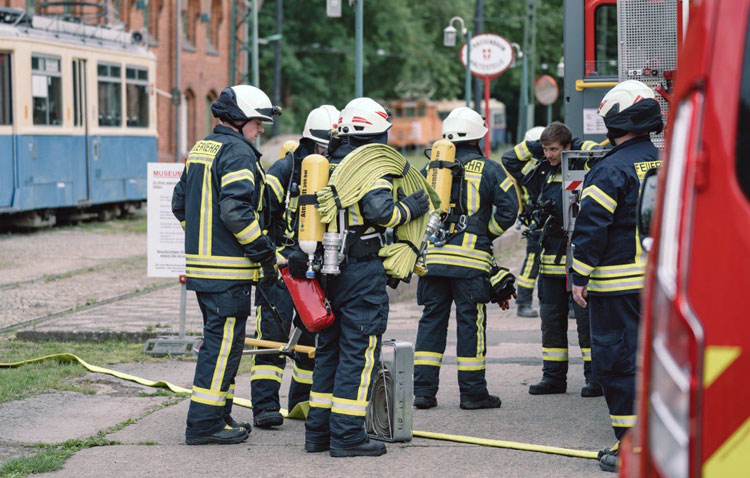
[72,58,90,203]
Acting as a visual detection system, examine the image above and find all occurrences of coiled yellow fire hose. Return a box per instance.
[0,354,598,459]
[316,143,441,279]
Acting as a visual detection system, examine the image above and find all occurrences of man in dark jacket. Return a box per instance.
[502,122,603,398]
[250,105,339,429]
[172,85,279,445]
[570,80,663,473]
[412,106,518,411]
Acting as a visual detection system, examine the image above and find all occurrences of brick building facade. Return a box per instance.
[6,0,244,162]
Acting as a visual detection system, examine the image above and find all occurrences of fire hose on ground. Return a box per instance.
[0,353,598,460]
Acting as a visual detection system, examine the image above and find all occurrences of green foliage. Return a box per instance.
[253,0,564,140]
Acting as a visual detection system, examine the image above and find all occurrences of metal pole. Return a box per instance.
[547,104,552,125]
[229,0,237,83]
[174,0,182,162]
[526,0,537,131]
[465,30,472,106]
[178,281,187,339]
[516,53,527,143]
[355,0,363,97]
[272,0,283,137]
[252,0,259,87]
[484,77,491,154]
[473,0,484,112]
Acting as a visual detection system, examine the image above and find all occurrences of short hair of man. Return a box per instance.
[540,122,572,146]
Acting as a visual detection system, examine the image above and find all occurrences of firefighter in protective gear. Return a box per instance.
[250,105,339,429]
[570,80,663,473]
[172,85,280,445]
[516,126,545,318]
[412,107,518,411]
[303,97,429,458]
[502,122,602,397]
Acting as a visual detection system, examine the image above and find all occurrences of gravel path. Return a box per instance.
[0,217,164,332]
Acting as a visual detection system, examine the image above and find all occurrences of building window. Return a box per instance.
[0,53,11,125]
[31,55,62,126]
[25,0,35,14]
[148,0,163,42]
[98,62,122,126]
[182,0,199,49]
[126,66,148,127]
[205,90,218,136]
[207,0,222,50]
[184,89,196,149]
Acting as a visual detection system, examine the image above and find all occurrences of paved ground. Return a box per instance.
[0,221,616,477]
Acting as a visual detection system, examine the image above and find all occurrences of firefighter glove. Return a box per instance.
[489,266,516,310]
[258,251,279,287]
[287,250,309,279]
[397,187,430,221]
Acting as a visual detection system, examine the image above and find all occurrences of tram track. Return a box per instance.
[0,256,147,292]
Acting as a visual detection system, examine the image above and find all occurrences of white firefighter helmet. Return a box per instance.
[597,80,655,119]
[523,126,545,142]
[303,105,340,145]
[337,97,391,136]
[229,84,279,123]
[441,106,488,142]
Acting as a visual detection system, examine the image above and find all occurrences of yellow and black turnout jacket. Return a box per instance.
[424,143,518,279]
[502,138,600,277]
[571,135,660,295]
[172,125,275,292]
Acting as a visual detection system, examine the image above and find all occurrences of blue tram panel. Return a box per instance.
[0,9,158,226]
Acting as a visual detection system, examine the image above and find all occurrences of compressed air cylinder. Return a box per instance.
[278,139,299,159]
[426,139,456,213]
[280,267,335,332]
[298,154,330,260]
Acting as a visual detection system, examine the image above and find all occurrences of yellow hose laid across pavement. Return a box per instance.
[0,354,597,459]
[413,430,598,459]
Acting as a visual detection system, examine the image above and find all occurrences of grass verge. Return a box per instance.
[0,340,179,404]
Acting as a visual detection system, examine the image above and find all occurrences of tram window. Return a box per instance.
[98,62,122,127]
[0,53,11,125]
[126,66,149,128]
[592,5,618,77]
[31,55,62,126]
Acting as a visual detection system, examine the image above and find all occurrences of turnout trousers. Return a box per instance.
[589,293,640,440]
[305,256,388,449]
[186,284,250,437]
[414,274,491,402]
[538,276,592,384]
[516,230,541,306]
[251,277,315,415]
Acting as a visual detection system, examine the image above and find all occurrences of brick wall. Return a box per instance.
[10,0,242,163]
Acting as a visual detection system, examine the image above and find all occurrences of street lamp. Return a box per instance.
[512,42,529,143]
[444,16,471,107]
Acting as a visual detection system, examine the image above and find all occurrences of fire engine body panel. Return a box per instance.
[617,1,750,477]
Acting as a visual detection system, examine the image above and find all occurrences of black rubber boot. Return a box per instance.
[414,396,438,409]
[597,441,619,460]
[253,408,284,428]
[185,425,249,445]
[599,452,618,473]
[330,439,387,457]
[581,382,604,397]
[528,379,567,395]
[459,394,501,410]
[517,304,539,318]
[225,415,252,432]
[305,441,331,453]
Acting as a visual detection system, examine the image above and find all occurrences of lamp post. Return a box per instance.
[512,42,527,143]
[444,16,471,107]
